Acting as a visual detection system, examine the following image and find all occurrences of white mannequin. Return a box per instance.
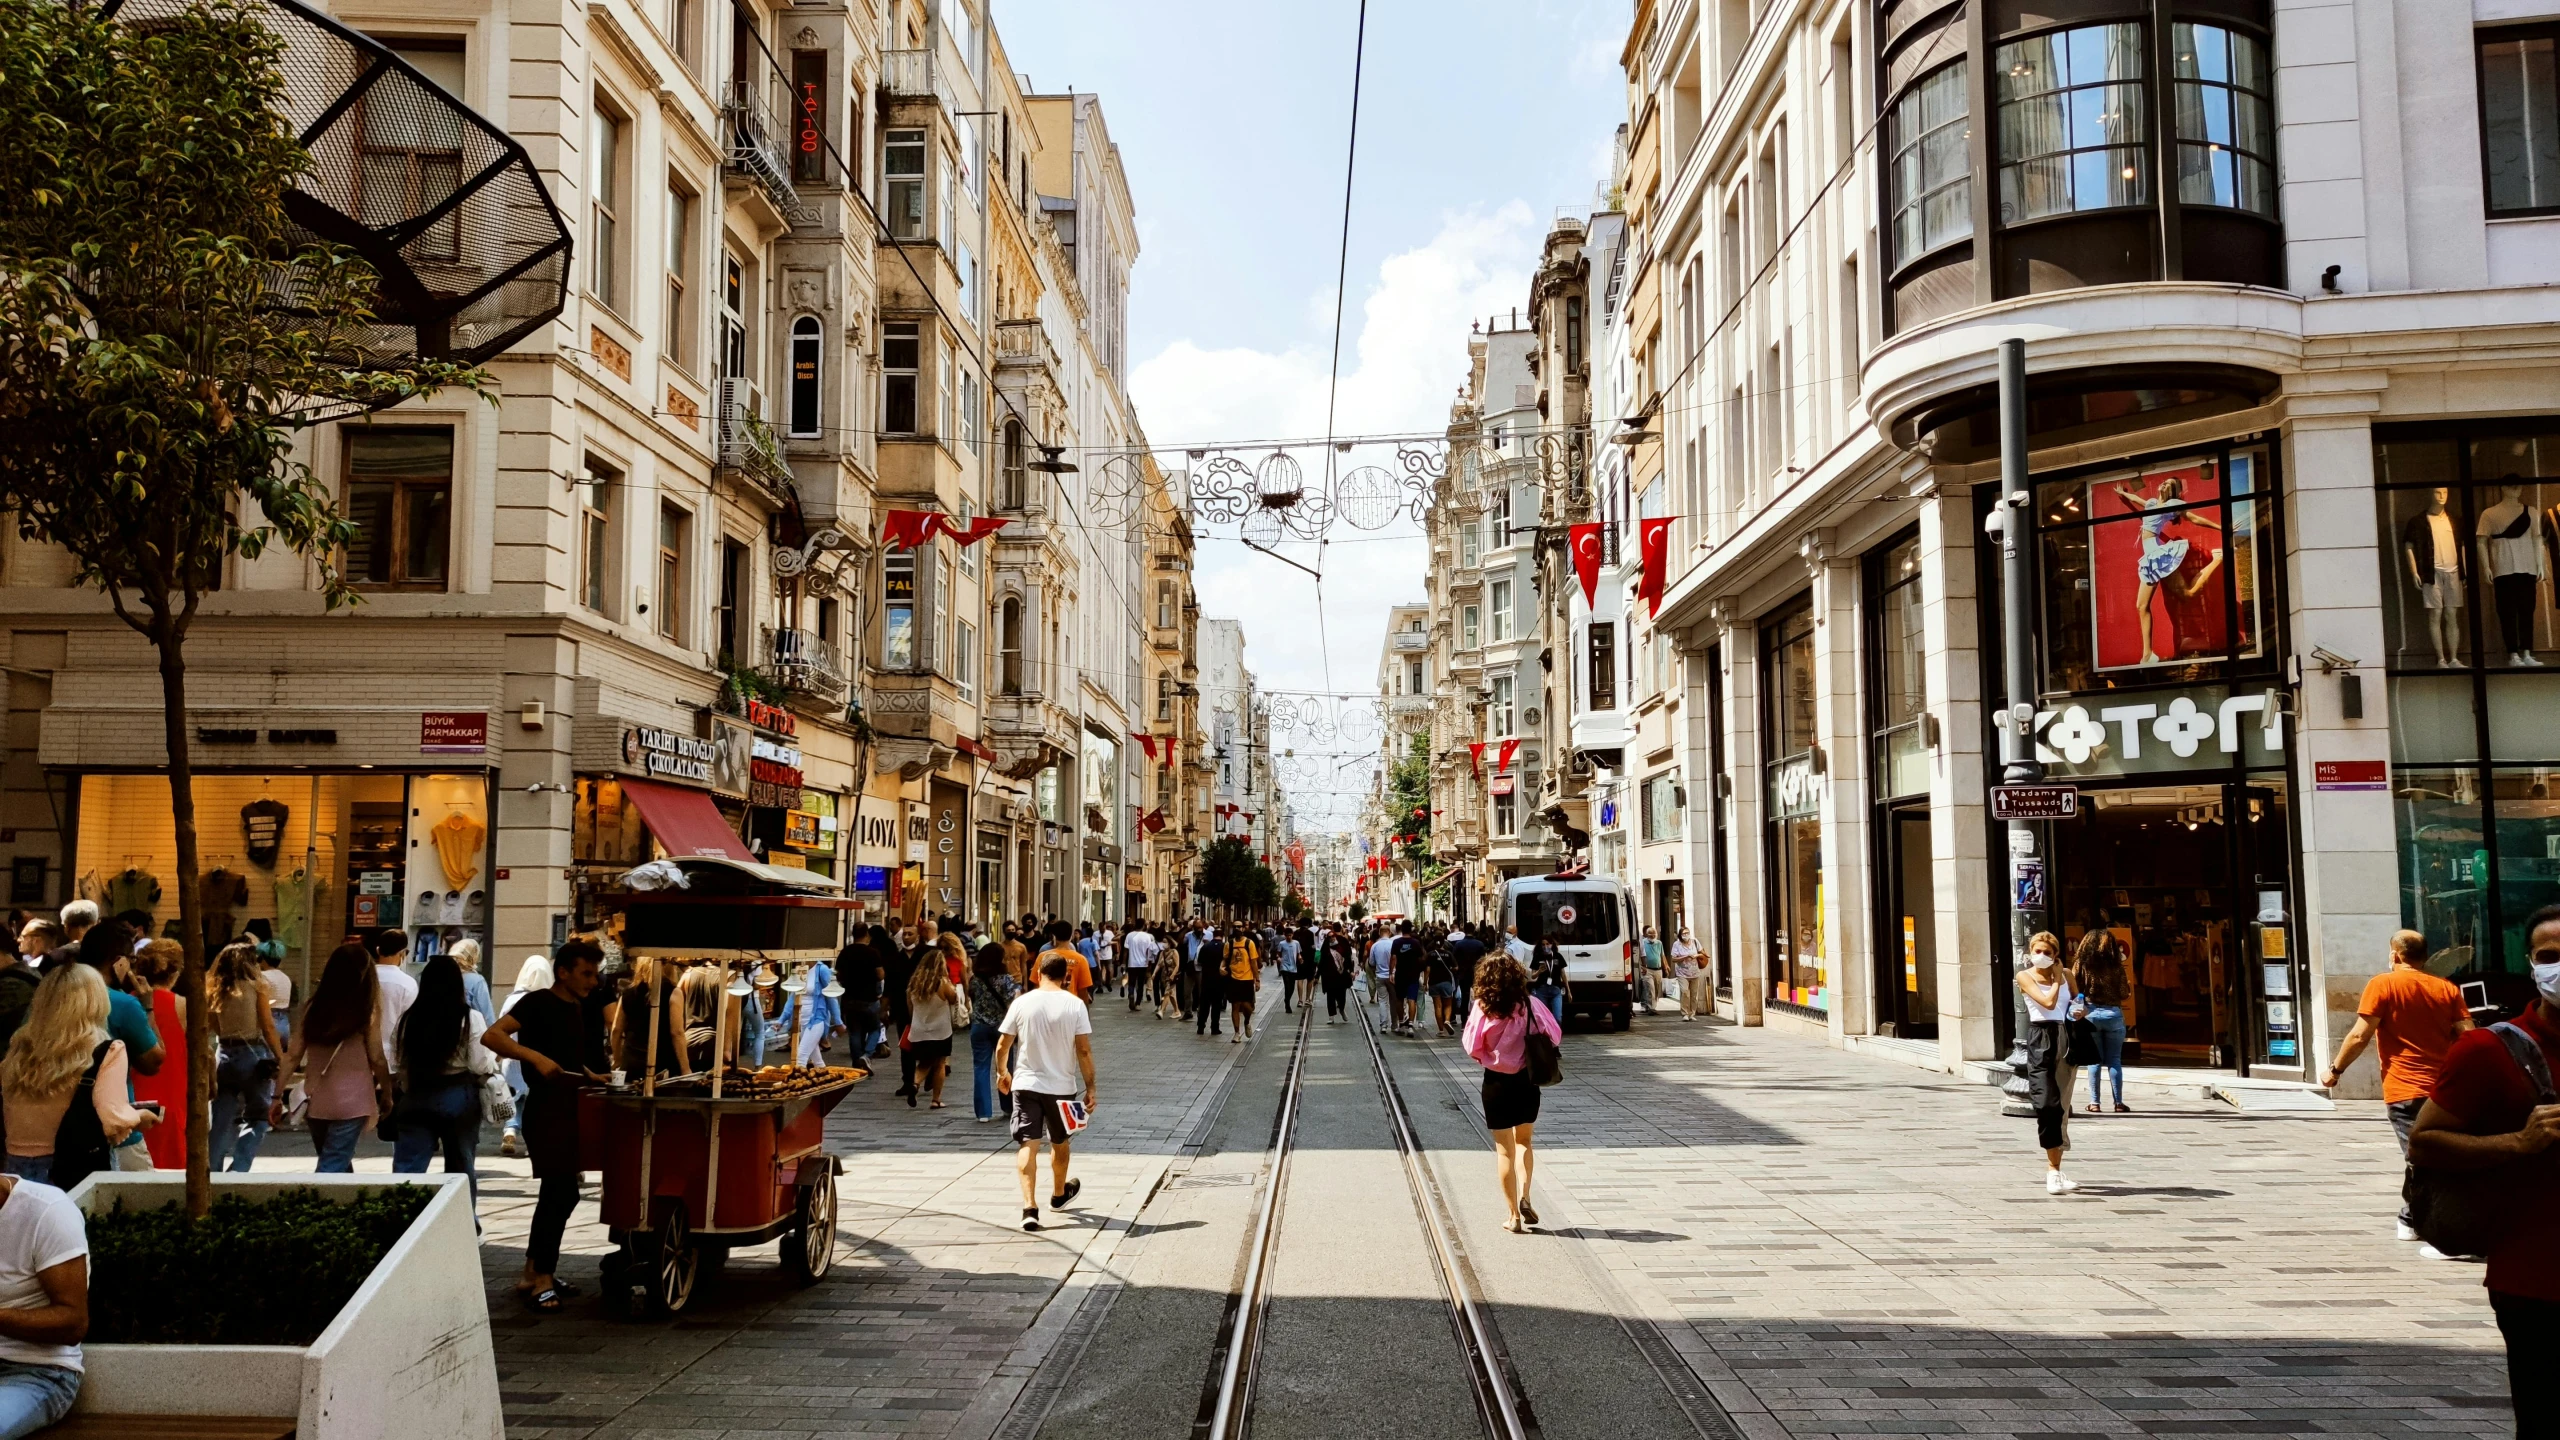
[2478,481,2545,666]
[2403,487,2462,667]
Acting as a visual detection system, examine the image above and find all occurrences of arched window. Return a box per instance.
[787,315,821,437]
[999,595,1024,695]
[1000,419,1027,510]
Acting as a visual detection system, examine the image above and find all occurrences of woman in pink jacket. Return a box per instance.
[1462,950,1563,1232]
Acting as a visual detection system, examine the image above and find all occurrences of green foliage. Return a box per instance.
[89,1186,434,1345]
[1387,731,1432,869]
[1246,863,1280,911]
[1348,902,1368,922]
[1195,836,1258,908]
[1281,892,1304,918]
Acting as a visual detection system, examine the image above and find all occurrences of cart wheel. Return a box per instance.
[648,1204,701,1317]
[782,1173,839,1286]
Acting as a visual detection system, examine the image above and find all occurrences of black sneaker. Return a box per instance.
[1021,1208,1041,1232]
[1051,1178,1082,1210]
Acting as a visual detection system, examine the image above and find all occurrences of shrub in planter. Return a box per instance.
[89,1186,433,1345]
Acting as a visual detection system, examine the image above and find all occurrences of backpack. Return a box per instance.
[2404,1021,2559,1257]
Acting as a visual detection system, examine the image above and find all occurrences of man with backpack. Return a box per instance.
[1389,924,1426,1038]
[2408,903,2560,1431]
[2322,929,2472,1254]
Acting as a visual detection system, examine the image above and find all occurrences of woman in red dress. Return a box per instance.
[129,939,190,1169]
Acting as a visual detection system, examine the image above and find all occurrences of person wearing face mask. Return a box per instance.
[2016,932,2079,1194]
[2410,906,2560,1431]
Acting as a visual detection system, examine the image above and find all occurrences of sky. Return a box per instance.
[998,1,1629,831]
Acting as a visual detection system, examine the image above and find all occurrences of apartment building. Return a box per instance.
[0,0,1197,989]
[1601,0,2560,1096]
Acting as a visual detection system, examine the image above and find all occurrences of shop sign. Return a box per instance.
[704,717,752,799]
[197,727,339,745]
[2031,684,2284,780]
[1490,775,1515,796]
[2313,759,2387,792]
[420,711,488,755]
[853,864,890,894]
[907,811,929,862]
[783,810,822,850]
[1769,754,1822,819]
[749,735,804,809]
[1991,784,2079,821]
[621,725,714,785]
[742,697,798,738]
[929,785,967,912]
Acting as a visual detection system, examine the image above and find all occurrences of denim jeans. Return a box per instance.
[392,1074,482,1206]
[2389,1095,2427,1223]
[970,1020,1005,1120]
[2084,1008,2127,1107]
[0,1157,48,1183]
[0,1360,78,1440]
[1533,985,1565,1026]
[210,1038,276,1172]
[310,1115,367,1172]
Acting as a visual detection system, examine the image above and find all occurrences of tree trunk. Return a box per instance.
[152,613,213,1220]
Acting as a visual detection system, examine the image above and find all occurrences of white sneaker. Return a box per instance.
[2046,1171,2079,1195]
[2396,1220,2420,1242]
[2420,1243,2456,1260]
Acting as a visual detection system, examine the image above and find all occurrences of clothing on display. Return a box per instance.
[103,867,161,917]
[198,868,247,947]
[431,813,484,892]
[2479,494,2547,660]
[274,869,315,951]
[239,798,290,869]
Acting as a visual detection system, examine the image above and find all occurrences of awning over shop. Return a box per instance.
[622,777,755,862]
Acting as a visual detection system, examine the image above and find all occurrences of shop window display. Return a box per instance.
[2037,444,2275,693]
[1761,596,1827,1013]
[2375,421,2560,1001]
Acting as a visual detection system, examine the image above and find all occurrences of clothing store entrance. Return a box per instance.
[1875,805,1938,1038]
[2047,780,2294,1074]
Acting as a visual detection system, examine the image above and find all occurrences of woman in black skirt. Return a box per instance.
[1461,950,1564,1232]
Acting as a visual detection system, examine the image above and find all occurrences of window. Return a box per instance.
[664,182,694,367]
[667,0,699,74]
[1489,579,1514,641]
[960,364,982,449]
[359,43,465,261]
[578,457,616,613]
[1406,659,1425,695]
[1887,61,1971,264]
[1495,788,1517,836]
[999,596,1025,694]
[1157,673,1173,722]
[1491,674,1515,736]
[882,322,919,432]
[718,252,746,384]
[1001,419,1027,508]
[2481,24,2560,215]
[884,129,927,239]
[2173,24,2274,217]
[1996,23,2147,223]
[817,596,838,646]
[343,427,453,590]
[1564,295,1583,374]
[1642,772,1682,843]
[1459,520,1480,569]
[788,315,821,437]
[1763,597,1827,1011]
[589,99,626,306]
[1869,532,1929,799]
[955,618,977,698]
[715,537,745,665]
[1679,255,1700,361]
[883,551,916,669]
[957,496,977,577]
[1461,604,1480,650]
[940,340,955,440]
[655,502,687,641]
[1590,621,1617,711]
[1156,580,1174,630]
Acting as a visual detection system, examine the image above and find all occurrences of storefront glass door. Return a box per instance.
[1878,807,1939,1038]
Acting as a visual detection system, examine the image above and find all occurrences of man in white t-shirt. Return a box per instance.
[0,1176,89,1436]
[371,929,420,1075]
[1122,926,1157,1015]
[994,952,1096,1233]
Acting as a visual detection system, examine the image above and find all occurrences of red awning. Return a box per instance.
[620,777,755,862]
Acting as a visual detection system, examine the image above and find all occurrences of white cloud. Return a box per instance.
[1129,202,1544,829]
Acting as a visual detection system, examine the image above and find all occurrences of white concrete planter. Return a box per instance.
[63,1172,500,1440]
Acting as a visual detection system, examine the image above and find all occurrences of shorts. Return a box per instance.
[1011,1090,1077,1146]
[1399,981,1423,1002]
[2423,566,2462,610]
[1482,1065,1541,1131]
[1432,981,1461,1003]
[908,1036,952,1062]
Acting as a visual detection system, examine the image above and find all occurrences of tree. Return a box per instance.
[1195,837,1258,913]
[1348,902,1368,922]
[0,0,485,1217]
[1245,864,1281,914]
[1387,731,1432,870]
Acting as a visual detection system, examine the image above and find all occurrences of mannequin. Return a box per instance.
[2401,486,2464,667]
[2478,479,2545,665]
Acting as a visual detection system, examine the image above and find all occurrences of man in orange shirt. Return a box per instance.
[2323,929,2473,1249]
[1038,922,1093,1004]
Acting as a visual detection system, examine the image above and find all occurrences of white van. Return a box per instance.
[1499,874,1639,1030]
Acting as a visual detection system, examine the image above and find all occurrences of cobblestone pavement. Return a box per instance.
[250,983,2508,1438]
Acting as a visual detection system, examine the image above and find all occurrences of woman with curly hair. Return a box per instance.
[905,948,964,1110]
[1462,949,1563,1232]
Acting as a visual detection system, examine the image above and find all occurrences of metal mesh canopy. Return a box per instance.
[107,0,570,367]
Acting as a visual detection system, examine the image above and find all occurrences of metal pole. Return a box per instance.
[1994,338,2045,1117]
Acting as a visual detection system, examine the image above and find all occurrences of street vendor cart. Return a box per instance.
[590,857,866,1316]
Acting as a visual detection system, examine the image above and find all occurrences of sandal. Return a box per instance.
[519,1286,564,1314]
[930,1100,946,1109]
[1503,1214,1526,1234]
[2086,1103,2101,1113]
[1518,1199,1539,1228]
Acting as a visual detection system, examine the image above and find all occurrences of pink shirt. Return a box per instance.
[1462,1000,1562,1075]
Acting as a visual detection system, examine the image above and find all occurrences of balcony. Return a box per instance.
[1390,631,1429,652]
[716,380,794,497]
[995,318,1059,373]
[720,81,812,229]
[881,49,960,114]
[758,626,847,701]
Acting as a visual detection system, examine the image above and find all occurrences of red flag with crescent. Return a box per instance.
[1497,739,1520,772]
[1569,522,1603,607]
[1637,517,1676,617]
[881,508,940,550]
[1467,741,1485,775]
[943,516,1010,546]
[1134,733,1157,762]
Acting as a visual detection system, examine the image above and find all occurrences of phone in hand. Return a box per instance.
[135,1101,164,1116]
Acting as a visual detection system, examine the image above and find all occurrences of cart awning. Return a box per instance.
[623,778,756,862]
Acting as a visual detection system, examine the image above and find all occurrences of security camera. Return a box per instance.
[2311,645,2357,673]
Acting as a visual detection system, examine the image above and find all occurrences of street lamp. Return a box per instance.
[1989,337,2045,1118]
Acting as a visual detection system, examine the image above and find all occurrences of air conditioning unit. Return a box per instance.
[716,376,764,463]
[1521,705,1543,728]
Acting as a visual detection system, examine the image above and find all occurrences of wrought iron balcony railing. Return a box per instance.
[759,625,847,700]
[717,379,794,496]
[720,81,813,227]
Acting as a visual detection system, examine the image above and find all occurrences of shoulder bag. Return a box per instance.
[2404,1022,2559,1257]
[2064,1016,2102,1066]
[1523,1010,1563,1088]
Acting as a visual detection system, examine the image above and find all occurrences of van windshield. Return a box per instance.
[1513,889,1620,946]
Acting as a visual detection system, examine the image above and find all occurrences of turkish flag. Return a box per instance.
[1637,517,1675,617]
[881,509,940,549]
[1569,522,1604,607]
[942,516,1011,546]
[1468,741,1485,775]
[1497,739,1520,772]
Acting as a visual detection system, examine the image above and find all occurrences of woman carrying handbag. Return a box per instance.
[1462,950,1563,1233]
[2017,932,2081,1195]
[273,942,392,1173]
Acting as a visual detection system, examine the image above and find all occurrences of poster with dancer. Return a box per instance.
[2089,460,2259,672]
